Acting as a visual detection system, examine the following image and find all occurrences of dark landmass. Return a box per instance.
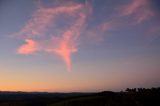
[0,87,160,106]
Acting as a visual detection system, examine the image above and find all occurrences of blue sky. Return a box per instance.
[0,0,160,92]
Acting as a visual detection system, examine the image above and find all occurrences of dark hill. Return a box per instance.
[0,87,160,106]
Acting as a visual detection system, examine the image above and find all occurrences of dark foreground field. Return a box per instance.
[0,87,160,106]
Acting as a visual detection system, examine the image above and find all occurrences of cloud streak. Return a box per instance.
[119,0,155,23]
[15,1,89,71]
[46,13,86,71]
[14,0,159,71]
[17,39,39,55]
[15,3,83,38]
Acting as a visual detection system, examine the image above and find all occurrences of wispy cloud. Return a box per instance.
[119,0,154,23]
[15,1,90,71]
[99,21,113,32]
[46,13,86,71]
[85,21,114,43]
[15,3,83,38]
[14,0,159,71]
[17,39,39,55]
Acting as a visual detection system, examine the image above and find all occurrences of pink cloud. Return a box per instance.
[135,9,154,24]
[85,21,114,43]
[99,21,113,32]
[46,13,86,71]
[121,0,145,16]
[119,0,154,23]
[84,0,156,45]
[14,1,90,71]
[15,3,83,38]
[17,39,39,55]
[46,40,77,71]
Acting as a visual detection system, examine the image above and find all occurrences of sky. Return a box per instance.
[0,0,160,92]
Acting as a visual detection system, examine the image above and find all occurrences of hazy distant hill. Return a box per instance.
[0,87,160,106]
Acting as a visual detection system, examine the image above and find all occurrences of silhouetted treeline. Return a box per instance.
[125,87,160,92]
[0,87,160,106]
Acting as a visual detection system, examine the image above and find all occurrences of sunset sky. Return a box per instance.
[0,0,160,92]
